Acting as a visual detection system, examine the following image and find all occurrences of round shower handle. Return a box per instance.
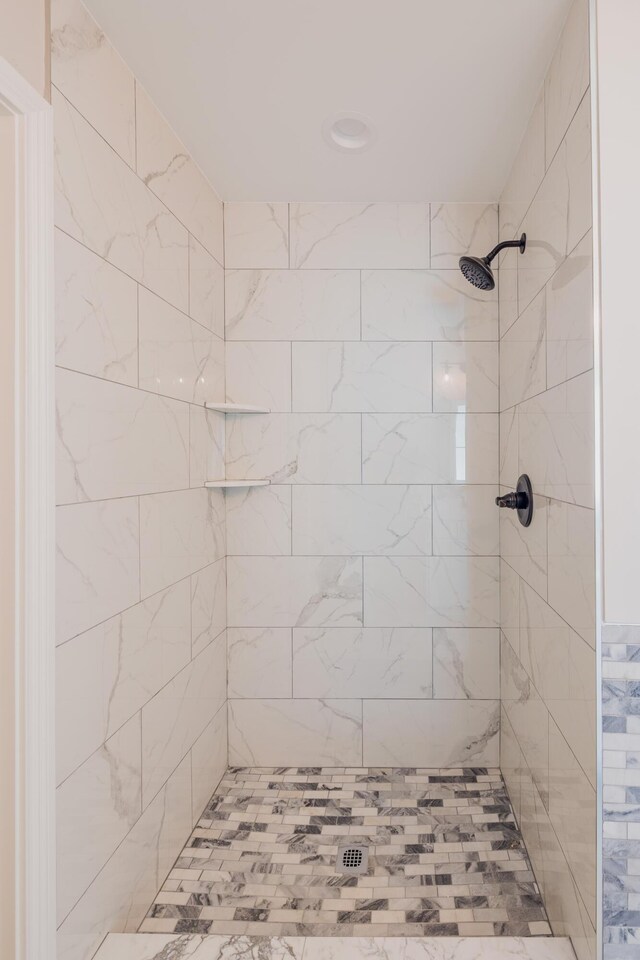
[495,474,534,527]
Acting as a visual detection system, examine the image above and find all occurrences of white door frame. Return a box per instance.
[0,56,55,960]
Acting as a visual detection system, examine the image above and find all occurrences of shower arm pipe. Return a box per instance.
[483,234,527,264]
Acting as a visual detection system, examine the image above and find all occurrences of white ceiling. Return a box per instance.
[84,0,572,202]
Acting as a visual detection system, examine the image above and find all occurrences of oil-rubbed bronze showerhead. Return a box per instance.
[459,233,526,291]
[459,255,495,291]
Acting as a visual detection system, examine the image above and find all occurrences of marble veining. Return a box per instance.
[53,86,189,311]
[94,935,575,960]
[139,767,550,939]
[52,5,229,956]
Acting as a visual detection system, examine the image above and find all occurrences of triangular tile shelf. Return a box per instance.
[204,402,270,414]
[205,479,270,489]
[204,402,270,487]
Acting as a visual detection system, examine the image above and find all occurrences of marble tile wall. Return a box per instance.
[602,625,640,960]
[52,2,227,959]
[224,199,501,769]
[497,3,596,960]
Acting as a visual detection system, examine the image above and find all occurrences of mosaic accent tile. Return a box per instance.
[603,625,640,957]
[141,767,549,938]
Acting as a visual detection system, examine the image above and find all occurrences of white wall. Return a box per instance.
[594,0,640,624]
[223,200,502,767]
[0,108,18,960]
[497,3,597,960]
[51,3,227,958]
[0,0,49,98]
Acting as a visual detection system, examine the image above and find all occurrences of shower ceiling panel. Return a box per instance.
[82,0,572,201]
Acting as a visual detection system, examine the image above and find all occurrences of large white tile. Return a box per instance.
[361,269,498,342]
[191,559,226,658]
[51,0,135,166]
[292,485,431,556]
[500,491,548,598]
[55,228,138,386]
[225,269,360,341]
[518,371,594,508]
[135,85,223,261]
[518,763,553,905]
[545,0,590,166]
[541,821,596,960]
[501,635,549,806]
[138,287,224,405]
[430,203,498,268]
[141,634,226,806]
[290,203,430,269]
[94,935,306,960]
[549,718,597,923]
[301,940,576,960]
[432,342,499,413]
[519,580,573,707]
[189,406,225,487]
[56,367,189,504]
[56,578,191,783]
[54,88,188,311]
[292,342,431,413]
[189,235,224,338]
[57,756,192,960]
[519,94,592,314]
[364,556,499,628]
[56,715,141,924]
[500,558,521,655]
[227,627,292,698]
[363,699,499,766]
[549,628,596,788]
[225,342,291,412]
[56,498,140,644]
[433,628,500,700]
[519,581,595,787]
[500,92,546,242]
[228,699,362,766]
[292,627,432,699]
[226,413,361,484]
[224,202,289,268]
[227,556,363,628]
[546,230,593,389]
[500,288,547,411]
[500,407,519,488]
[191,705,227,823]
[139,488,225,598]
[432,485,499,556]
[226,485,292,556]
[498,256,519,338]
[362,413,498,485]
[547,499,595,648]
[500,706,524,825]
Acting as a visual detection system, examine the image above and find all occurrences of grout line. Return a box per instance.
[56,556,225,649]
[55,223,223,340]
[53,85,224,266]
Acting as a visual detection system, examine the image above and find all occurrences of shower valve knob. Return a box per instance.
[495,474,534,527]
[495,491,527,510]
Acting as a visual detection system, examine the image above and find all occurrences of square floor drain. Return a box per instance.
[336,843,369,875]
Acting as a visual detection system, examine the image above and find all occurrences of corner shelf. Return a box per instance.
[204,402,270,488]
[205,479,271,489]
[205,402,270,414]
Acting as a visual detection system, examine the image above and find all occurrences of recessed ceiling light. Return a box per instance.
[323,113,376,153]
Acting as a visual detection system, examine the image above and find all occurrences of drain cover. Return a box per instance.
[336,843,369,875]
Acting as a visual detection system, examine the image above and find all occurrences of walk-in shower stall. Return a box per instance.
[51,1,597,959]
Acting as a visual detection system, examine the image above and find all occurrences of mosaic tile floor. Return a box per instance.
[141,767,551,939]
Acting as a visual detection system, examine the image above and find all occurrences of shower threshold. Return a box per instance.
[139,767,550,939]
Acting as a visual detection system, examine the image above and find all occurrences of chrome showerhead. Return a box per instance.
[459,233,527,291]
